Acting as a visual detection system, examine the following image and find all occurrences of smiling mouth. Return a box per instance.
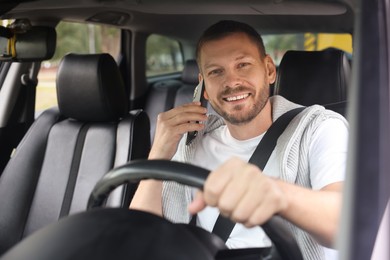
[223,93,250,102]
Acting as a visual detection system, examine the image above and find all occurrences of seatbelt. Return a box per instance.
[60,123,90,218]
[211,106,305,242]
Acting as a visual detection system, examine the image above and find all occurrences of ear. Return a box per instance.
[198,73,203,82]
[265,55,277,84]
[204,90,209,100]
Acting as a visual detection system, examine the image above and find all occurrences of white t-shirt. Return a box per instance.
[189,118,348,258]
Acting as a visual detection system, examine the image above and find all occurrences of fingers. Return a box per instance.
[149,102,207,159]
[233,175,285,227]
[223,172,264,223]
[157,102,207,135]
[198,157,287,227]
[157,111,206,135]
[188,190,207,215]
[203,157,254,208]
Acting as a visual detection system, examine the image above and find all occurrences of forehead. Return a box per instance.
[199,32,261,68]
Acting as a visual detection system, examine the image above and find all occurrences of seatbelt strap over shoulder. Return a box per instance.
[211,106,305,242]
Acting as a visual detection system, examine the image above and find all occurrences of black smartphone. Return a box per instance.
[186,80,208,145]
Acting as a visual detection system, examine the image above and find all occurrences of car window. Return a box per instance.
[263,33,353,65]
[36,22,121,113]
[145,34,184,77]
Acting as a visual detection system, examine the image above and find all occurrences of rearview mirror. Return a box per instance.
[0,25,56,61]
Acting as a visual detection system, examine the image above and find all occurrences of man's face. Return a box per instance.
[199,32,276,125]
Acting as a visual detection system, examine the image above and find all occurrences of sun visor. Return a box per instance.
[0,25,56,62]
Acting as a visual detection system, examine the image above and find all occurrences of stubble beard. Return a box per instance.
[210,80,270,126]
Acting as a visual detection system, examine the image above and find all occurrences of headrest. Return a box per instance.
[181,59,199,85]
[56,53,128,122]
[274,49,351,106]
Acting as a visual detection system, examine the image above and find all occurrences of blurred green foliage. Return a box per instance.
[52,22,120,64]
[146,34,184,76]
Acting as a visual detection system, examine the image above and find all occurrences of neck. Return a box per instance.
[226,100,273,140]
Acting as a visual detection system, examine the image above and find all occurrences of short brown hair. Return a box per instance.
[196,20,266,65]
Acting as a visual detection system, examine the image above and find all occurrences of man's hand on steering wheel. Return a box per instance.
[188,157,288,228]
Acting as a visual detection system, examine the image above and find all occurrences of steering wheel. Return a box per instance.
[88,160,303,260]
[1,160,303,260]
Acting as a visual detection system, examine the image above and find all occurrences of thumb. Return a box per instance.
[188,191,207,215]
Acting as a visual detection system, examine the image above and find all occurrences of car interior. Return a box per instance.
[0,0,389,259]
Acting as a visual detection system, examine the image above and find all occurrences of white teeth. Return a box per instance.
[226,94,249,101]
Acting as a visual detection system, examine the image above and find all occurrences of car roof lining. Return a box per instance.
[3,0,351,14]
[1,0,354,41]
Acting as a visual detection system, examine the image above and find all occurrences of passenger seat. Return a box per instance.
[274,48,351,116]
[0,53,150,254]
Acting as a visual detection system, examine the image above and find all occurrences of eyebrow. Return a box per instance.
[235,54,256,61]
[235,55,250,61]
[204,63,219,71]
[203,54,254,71]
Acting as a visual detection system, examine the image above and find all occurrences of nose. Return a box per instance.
[223,69,243,89]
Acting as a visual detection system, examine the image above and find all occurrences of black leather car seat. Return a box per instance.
[274,48,351,116]
[0,53,150,254]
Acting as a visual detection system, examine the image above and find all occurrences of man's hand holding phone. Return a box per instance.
[148,98,208,160]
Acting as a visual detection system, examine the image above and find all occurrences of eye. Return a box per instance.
[208,68,223,76]
[237,62,250,69]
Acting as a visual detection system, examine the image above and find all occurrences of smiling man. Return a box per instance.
[131,20,348,260]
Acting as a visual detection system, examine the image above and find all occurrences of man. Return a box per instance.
[131,20,348,260]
